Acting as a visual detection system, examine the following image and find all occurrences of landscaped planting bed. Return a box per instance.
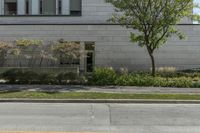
[2,67,200,88]
[88,67,200,88]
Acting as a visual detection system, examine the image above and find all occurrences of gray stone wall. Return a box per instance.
[0,24,199,71]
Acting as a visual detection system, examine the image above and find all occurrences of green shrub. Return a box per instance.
[1,69,81,85]
[89,67,200,88]
[18,71,39,84]
[166,77,193,88]
[38,73,56,84]
[2,67,200,88]
[158,72,200,78]
[57,72,79,84]
[89,67,117,85]
[2,69,23,83]
[115,74,166,87]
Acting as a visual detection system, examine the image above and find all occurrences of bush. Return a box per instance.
[115,74,166,87]
[18,71,39,84]
[57,72,79,84]
[2,69,41,84]
[2,69,22,83]
[166,77,194,88]
[89,67,200,88]
[1,69,82,85]
[38,73,56,84]
[2,67,200,88]
[89,67,117,85]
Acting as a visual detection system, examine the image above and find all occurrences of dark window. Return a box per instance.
[85,42,95,72]
[58,0,62,15]
[70,0,81,16]
[40,0,42,14]
[40,0,56,15]
[25,0,29,15]
[4,0,17,15]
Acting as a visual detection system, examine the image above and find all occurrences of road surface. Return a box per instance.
[0,103,200,133]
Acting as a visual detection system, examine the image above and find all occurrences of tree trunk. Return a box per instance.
[149,53,156,77]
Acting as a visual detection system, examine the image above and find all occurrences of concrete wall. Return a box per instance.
[0,24,199,71]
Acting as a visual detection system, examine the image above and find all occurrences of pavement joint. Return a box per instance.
[1,99,200,104]
[0,131,105,133]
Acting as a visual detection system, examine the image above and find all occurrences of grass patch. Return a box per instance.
[1,91,200,100]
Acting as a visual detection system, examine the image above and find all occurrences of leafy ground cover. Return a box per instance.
[2,67,200,88]
[88,67,200,88]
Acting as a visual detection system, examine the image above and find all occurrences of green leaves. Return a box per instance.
[106,0,195,50]
[130,33,145,47]
[52,41,81,62]
[106,0,198,76]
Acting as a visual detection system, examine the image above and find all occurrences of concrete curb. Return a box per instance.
[1,99,200,104]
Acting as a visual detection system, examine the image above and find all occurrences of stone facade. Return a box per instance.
[0,0,198,71]
[0,24,199,71]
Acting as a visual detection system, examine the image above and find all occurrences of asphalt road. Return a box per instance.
[0,103,200,133]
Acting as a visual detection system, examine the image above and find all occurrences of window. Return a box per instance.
[40,0,56,15]
[70,0,81,16]
[85,42,95,72]
[1,0,82,16]
[25,0,29,15]
[4,0,17,15]
[58,0,62,15]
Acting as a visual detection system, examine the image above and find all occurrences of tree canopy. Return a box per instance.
[106,0,197,76]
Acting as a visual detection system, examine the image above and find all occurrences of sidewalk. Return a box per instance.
[0,84,200,94]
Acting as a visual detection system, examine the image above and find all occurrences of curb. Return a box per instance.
[1,99,200,104]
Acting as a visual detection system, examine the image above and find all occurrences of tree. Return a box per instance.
[15,39,43,67]
[0,41,12,67]
[52,39,81,66]
[106,0,197,76]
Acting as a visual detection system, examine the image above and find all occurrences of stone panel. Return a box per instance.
[0,24,198,71]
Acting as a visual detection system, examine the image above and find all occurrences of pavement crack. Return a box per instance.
[107,104,112,126]
[89,104,95,124]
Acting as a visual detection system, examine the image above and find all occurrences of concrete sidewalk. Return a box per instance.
[0,84,200,94]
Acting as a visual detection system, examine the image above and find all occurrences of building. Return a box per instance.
[0,0,199,72]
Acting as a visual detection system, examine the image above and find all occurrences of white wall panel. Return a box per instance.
[62,0,70,15]
[30,0,39,15]
[0,0,4,15]
[17,0,25,15]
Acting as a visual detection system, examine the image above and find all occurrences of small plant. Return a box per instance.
[89,67,117,85]
[2,69,23,83]
[18,71,39,84]
[38,73,56,84]
[57,72,78,84]
[119,67,128,75]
